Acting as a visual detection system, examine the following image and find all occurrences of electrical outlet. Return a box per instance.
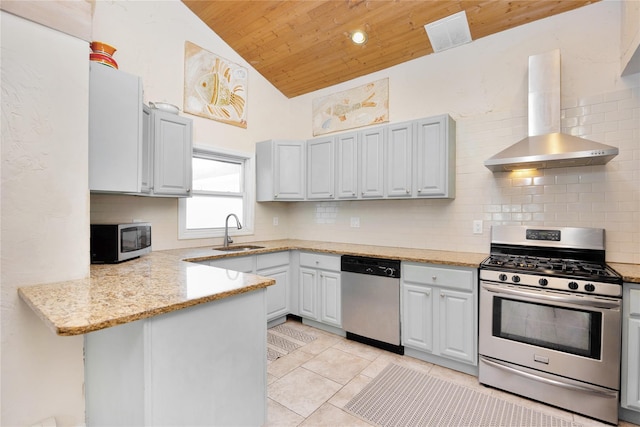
[473,220,483,234]
[273,217,279,226]
[350,217,360,228]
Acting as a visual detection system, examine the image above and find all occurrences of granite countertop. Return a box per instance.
[18,251,275,336]
[18,239,640,337]
[167,239,489,268]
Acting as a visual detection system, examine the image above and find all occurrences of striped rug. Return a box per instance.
[267,323,316,362]
[345,364,582,427]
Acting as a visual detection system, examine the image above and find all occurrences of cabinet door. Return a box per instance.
[359,127,385,198]
[336,132,358,199]
[152,111,193,196]
[258,265,289,321]
[274,141,305,200]
[299,267,318,320]
[402,283,434,352]
[319,270,341,327]
[140,105,152,194]
[415,115,454,198]
[438,289,475,363]
[89,63,143,193]
[307,137,335,199]
[625,317,640,410]
[386,122,413,197]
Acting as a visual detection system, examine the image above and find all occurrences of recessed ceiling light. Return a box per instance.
[351,30,368,45]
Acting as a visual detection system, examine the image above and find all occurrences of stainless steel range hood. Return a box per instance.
[484,50,619,172]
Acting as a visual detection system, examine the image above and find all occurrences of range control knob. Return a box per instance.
[385,267,396,277]
[512,275,521,283]
[538,278,548,286]
[499,274,508,282]
[584,283,596,292]
[568,281,579,290]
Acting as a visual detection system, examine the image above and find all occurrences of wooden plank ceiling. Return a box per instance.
[182,1,598,98]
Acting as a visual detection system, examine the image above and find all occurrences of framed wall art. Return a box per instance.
[184,41,248,128]
[312,78,388,136]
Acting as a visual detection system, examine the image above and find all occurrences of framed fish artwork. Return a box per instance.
[312,78,389,136]
[183,41,248,128]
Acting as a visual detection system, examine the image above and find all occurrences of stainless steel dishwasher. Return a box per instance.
[341,255,403,354]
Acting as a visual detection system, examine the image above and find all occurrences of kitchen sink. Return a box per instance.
[213,245,265,252]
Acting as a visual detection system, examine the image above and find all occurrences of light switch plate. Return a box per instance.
[273,217,279,226]
[473,220,483,234]
[350,217,360,228]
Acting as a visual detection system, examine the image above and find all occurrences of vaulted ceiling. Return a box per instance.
[182,1,598,98]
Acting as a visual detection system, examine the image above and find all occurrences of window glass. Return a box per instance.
[185,195,244,229]
[178,147,253,239]
[192,158,242,193]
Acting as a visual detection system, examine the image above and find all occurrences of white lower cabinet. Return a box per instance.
[200,252,290,322]
[622,283,640,416]
[257,252,290,321]
[298,252,341,328]
[401,262,477,371]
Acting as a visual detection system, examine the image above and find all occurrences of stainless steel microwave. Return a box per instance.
[90,223,151,264]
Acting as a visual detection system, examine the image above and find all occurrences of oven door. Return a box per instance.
[479,281,621,390]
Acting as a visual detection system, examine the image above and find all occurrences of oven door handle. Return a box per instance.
[481,283,620,309]
[481,357,618,399]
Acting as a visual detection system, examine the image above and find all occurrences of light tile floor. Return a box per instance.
[266,319,640,427]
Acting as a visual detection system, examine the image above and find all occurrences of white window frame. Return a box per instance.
[178,145,255,240]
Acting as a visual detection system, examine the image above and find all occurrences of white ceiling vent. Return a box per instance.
[424,11,472,53]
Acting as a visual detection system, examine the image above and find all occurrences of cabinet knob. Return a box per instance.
[440,294,445,298]
[418,189,422,193]
[352,192,356,196]
[274,194,278,198]
[186,188,191,193]
[406,189,410,194]
[432,275,437,281]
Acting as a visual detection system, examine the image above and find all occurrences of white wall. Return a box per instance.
[286,0,640,264]
[1,12,89,427]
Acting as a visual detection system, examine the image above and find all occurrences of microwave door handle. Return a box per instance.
[481,357,618,399]
[481,282,620,310]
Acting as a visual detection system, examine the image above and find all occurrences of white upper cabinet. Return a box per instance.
[150,110,193,196]
[256,114,455,202]
[141,105,152,194]
[256,140,306,201]
[89,63,193,197]
[359,126,385,198]
[89,63,143,193]
[335,132,358,199]
[386,121,413,197]
[415,115,456,198]
[307,136,335,199]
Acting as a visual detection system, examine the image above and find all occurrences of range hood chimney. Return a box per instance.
[484,50,619,172]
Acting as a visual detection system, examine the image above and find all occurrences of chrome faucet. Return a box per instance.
[224,213,242,248]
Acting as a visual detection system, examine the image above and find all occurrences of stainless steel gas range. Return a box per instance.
[478,225,623,425]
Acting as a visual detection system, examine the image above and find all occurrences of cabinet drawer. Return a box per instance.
[257,251,289,270]
[630,289,640,316]
[299,252,340,271]
[403,263,473,291]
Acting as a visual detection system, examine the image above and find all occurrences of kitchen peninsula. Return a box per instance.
[19,251,275,426]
